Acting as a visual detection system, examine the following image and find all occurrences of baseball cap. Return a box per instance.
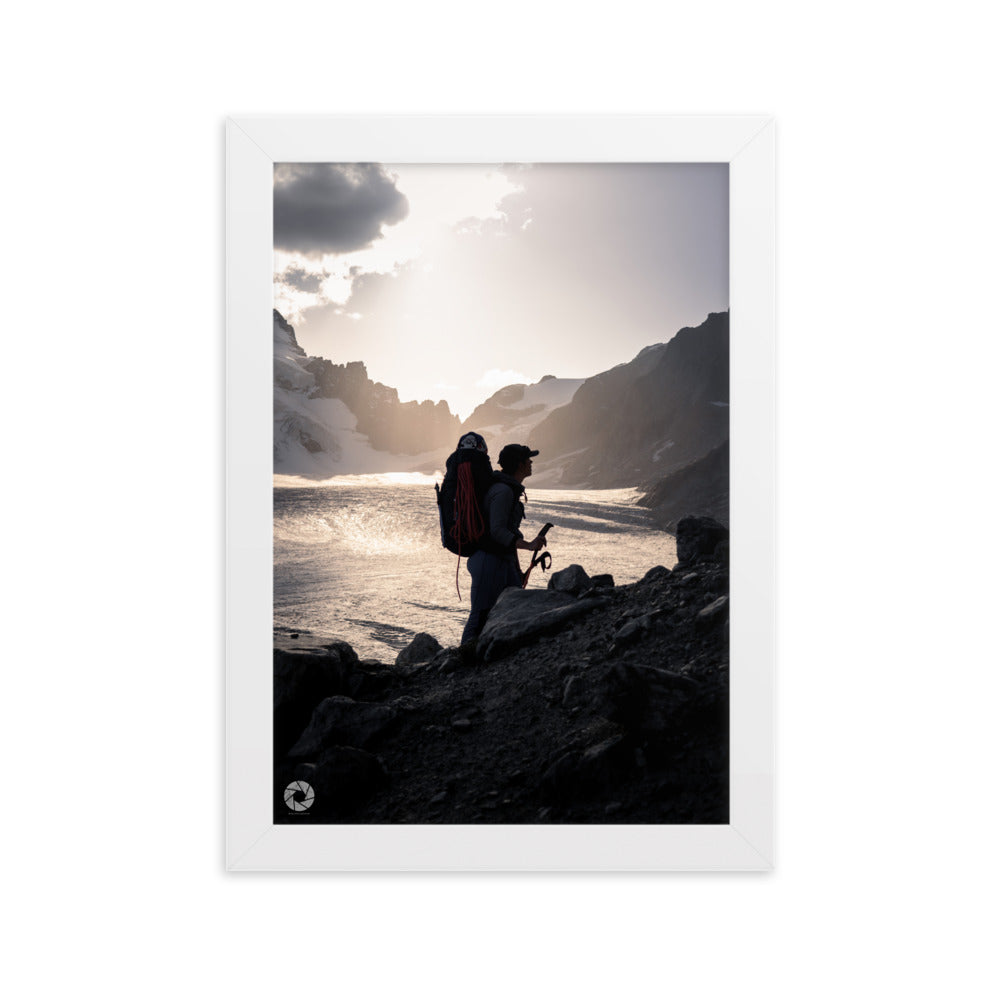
[498,443,539,469]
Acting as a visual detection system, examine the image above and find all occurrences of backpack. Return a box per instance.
[435,432,495,557]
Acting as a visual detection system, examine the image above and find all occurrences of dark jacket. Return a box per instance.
[483,473,525,554]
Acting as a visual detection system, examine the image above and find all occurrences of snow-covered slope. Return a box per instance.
[460,375,585,483]
[507,376,582,412]
[273,312,454,478]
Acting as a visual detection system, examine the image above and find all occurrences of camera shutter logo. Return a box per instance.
[284,780,315,812]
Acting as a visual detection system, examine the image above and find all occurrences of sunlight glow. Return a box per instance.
[476,367,532,391]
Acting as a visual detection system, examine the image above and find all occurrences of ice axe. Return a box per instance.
[521,522,553,589]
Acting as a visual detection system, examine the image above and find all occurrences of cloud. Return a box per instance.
[276,264,326,294]
[273,164,409,257]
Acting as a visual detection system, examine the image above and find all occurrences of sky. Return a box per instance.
[274,162,728,420]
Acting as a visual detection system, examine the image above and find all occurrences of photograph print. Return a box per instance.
[272,162,730,825]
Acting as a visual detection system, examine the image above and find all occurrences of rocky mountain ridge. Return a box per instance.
[638,440,730,531]
[305,355,458,455]
[273,310,460,475]
[274,308,730,527]
[527,311,729,488]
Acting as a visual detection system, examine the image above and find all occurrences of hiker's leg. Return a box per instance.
[461,551,491,646]
[503,556,523,590]
[461,551,509,646]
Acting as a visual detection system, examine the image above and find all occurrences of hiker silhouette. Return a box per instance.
[459,443,547,648]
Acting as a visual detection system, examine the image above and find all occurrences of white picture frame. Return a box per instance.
[227,115,774,870]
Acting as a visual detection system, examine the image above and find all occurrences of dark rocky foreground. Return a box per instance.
[274,516,730,825]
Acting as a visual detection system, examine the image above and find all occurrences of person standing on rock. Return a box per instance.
[460,444,548,649]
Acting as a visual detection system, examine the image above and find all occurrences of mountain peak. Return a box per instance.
[273,313,460,476]
[273,308,296,337]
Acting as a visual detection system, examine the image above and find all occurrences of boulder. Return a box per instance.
[292,762,317,782]
[287,696,398,758]
[695,595,729,630]
[675,516,729,566]
[548,564,592,596]
[610,607,672,651]
[436,652,464,674]
[640,565,671,585]
[396,632,442,668]
[562,675,586,708]
[541,735,629,804]
[477,588,611,663]
[308,746,388,812]
[600,660,699,738]
[610,618,645,649]
[590,574,615,589]
[273,641,367,757]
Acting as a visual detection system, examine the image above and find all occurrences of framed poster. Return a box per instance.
[227,116,774,870]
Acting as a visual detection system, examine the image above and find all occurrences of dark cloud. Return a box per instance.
[276,264,325,294]
[273,164,409,256]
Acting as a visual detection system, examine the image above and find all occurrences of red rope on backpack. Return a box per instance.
[451,461,485,599]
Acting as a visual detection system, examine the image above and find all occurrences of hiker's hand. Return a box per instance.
[515,535,547,553]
